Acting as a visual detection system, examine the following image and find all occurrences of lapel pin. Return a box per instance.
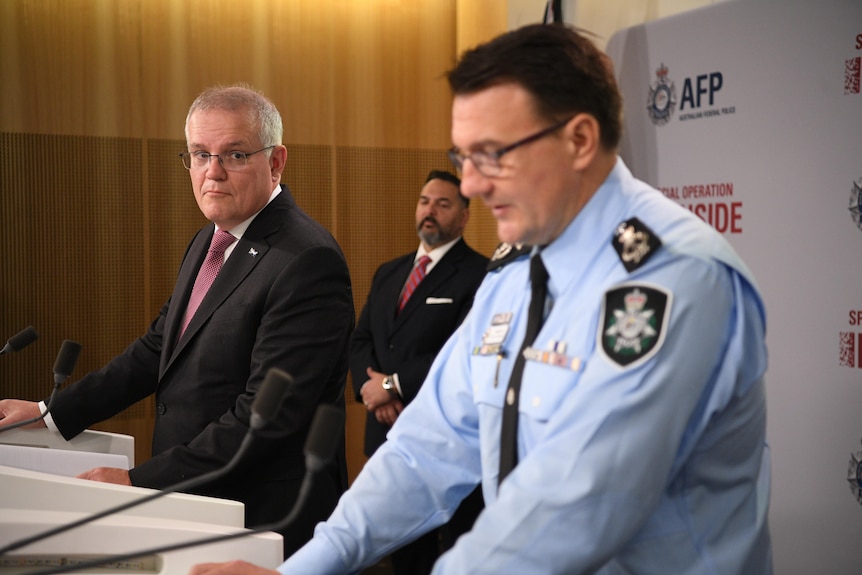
[248,248,258,257]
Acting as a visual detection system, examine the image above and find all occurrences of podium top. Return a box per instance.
[0,464,246,527]
[0,428,135,466]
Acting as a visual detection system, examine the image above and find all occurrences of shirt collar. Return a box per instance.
[416,236,462,269]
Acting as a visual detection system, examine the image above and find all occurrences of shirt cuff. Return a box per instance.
[278,533,349,575]
[38,400,59,433]
[391,373,403,397]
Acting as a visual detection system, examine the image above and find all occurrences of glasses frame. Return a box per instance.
[179,145,276,171]
[448,116,574,178]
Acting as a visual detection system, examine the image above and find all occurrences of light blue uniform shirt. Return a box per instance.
[281,159,772,574]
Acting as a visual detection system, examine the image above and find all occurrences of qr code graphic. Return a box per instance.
[840,331,856,367]
[845,57,861,95]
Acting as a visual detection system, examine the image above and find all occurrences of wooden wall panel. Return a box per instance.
[331,1,457,148]
[0,133,149,462]
[456,0,509,53]
[282,144,335,232]
[0,1,146,137]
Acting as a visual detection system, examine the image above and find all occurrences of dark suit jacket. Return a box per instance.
[350,238,487,456]
[48,186,354,556]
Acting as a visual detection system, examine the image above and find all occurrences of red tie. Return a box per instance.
[180,230,236,336]
[398,255,432,313]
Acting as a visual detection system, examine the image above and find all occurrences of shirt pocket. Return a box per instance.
[471,347,584,422]
[471,352,509,411]
[517,359,582,422]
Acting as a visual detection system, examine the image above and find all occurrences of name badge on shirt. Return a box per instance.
[474,312,513,356]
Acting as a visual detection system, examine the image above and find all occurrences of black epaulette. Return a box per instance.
[612,217,662,273]
[487,242,531,272]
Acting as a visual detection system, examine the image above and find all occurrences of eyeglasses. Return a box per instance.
[447,117,573,178]
[179,145,275,171]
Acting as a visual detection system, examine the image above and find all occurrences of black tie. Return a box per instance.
[498,253,549,487]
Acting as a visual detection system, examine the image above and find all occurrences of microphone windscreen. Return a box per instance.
[52,340,82,379]
[8,326,38,351]
[252,368,293,422]
[304,404,344,471]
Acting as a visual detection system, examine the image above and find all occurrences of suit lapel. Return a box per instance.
[175,232,270,347]
[164,191,288,372]
[393,241,465,327]
[380,254,414,331]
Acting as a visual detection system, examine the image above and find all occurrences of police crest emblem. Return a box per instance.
[848,438,862,505]
[599,284,671,368]
[848,178,862,232]
[647,62,677,126]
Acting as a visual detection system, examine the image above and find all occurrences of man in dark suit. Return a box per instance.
[0,84,354,557]
[351,170,487,575]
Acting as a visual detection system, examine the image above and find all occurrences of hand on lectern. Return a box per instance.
[189,560,280,575]
[76,466,132,486]
[0,399,45,429]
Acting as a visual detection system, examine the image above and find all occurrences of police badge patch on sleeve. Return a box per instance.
[599,283,672,368]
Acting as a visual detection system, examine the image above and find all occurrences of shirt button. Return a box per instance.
[532,396,542,408]
[156,403,167,415]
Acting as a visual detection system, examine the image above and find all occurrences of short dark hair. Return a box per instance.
[446,24,622,151]
[425,170,469,208]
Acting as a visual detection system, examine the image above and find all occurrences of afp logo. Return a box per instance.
[648,62,735,124]
[647,63,677,125]
[680,71,724,110]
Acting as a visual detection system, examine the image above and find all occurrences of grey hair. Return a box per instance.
[185,83,283,148]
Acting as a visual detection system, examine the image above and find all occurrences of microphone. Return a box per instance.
[0,339,82,433]
[0,326,39,355]
[21,403,345,575]
[0,367,294,555]
[52,339,82,385]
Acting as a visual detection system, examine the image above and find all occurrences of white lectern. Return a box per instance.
[0,429,283,574]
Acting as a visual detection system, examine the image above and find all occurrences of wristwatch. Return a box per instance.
[381,375,398,397]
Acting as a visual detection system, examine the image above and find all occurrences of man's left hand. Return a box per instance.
[76,467,131,486]
[374,399,404,426]
[361,367,398,411]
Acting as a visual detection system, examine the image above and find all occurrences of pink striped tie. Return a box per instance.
[180,230,236,336]
[398,255,432,313]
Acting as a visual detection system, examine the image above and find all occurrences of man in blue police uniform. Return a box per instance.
[191,23,773,575]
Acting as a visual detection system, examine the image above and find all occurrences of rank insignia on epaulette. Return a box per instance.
[487,242,531,271]
[612,218,662,272]
[599,283,672,368]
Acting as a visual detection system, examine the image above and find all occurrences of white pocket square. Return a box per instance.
[425,297,453,304]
